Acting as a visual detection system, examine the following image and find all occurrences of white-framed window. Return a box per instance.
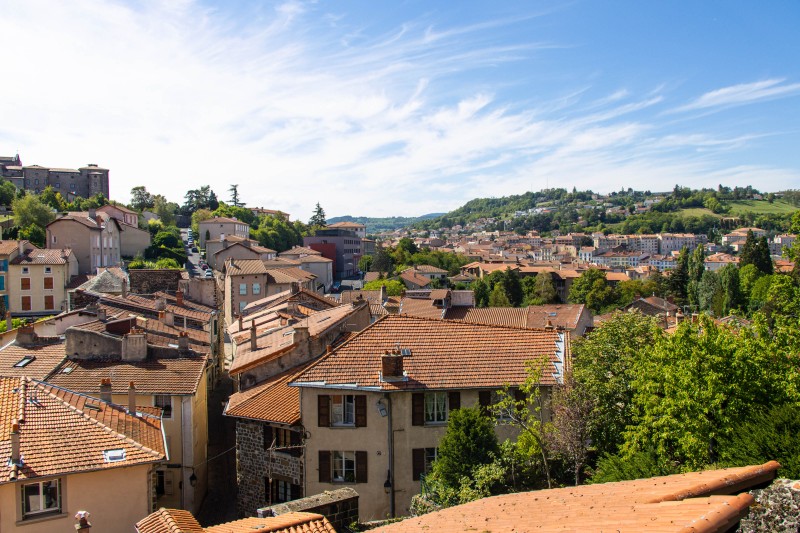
[21,478,61,518]
[239,283,247,295]
[331,394,355,426]
[424,392,447,424]
[44,267,51,274]
[332,451,356,482]
[253,283,261,295]
[424,447,439,472]
[21,267,29,275]
[51,235,57,244]
[154,395,172,419]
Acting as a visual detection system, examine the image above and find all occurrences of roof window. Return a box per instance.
[13,356,35,368]
[103,449,126,462]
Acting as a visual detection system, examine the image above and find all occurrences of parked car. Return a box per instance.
[204,270,213,278]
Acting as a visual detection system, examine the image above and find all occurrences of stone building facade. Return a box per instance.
[236,419,304,517]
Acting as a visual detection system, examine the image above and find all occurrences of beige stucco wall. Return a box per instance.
[47,219,121,274]
[8,257,76,315]
[0,463,153,533]
[301,387,526,521]
[119,224,151,258]
[198,220,249,249]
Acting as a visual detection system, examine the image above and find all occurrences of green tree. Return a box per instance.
[430,407,499,490]
[473,278,490,308]
[39,186,66,212]
[488,282,511,307]
[12,194,54,229]
[667,248,690,306]
[153,231,180,248]
[190,208,213,237]
[718,264,743,315]
[358,255,373,273]
[371,249,394,275]
[567,268,606,305]
[130,186,154,211]
[572,311,663,458]
[687,245,705,308]
[228,184,243,207]
[501,268,523,307]
[18,224,45,247]
[362,279,405,296]
[697,270,723,315]
[523,273,558,305]
[738,263,762,304]
[152,194,178,226]
[0,180,16,205]
[738,230,771,275]
[309,202,327,227]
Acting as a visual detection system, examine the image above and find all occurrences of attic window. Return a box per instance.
[60,366,73,374]
[400,348,412,356]
[13,356,35,368]
[103,449,126,463]
[548,312,557,317]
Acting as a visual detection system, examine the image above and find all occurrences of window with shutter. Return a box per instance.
[44,277,53,290]
[44,295,54,310]
[355,451,368,483]
[448,391,461,411]
[21,278,30,291]
[318,395,330,427]
[478,390,492,413]
[21,296,31,311]
[355,395,367,427]
[318,451,331,483]
[412,393,424,426]
[412,448,425,481]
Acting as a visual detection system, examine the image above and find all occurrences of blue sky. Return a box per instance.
[1,1,798,219]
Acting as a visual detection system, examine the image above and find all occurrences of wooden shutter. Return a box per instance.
[478,391,492,412]
[318,451,331,483]
[21,296,31,311]
[263,425,274,450]
[412,393,424,426]
[21,278,30,290]
[44,295,54,310]
[412,448,425,481]
[44,277,53,290]
[355,395,367,427]
[448,391,461,411]
[318,395,330,427]
[290,428,302,457]
[355,451,368,483]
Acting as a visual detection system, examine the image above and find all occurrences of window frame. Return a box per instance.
[424,392,448,425]
[330,394,355,427]
[154,395,172,419]
[239,283,247,295]
[21,478,62,518]
[332,450,357,483]
[252,282,261,295]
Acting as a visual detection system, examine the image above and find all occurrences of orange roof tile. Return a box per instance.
[48,356,207,395]
[0,377,166,483]
[225,361,317,424]
[0,340,66,380]
[136,508,205,533]
[205,513,335,533]
[445,304,588,331]
[291,315,568,391]
[399,270,430,287]
[373,462,780,533]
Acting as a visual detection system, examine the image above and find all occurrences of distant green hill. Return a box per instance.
[678,199,797,219]
[327,213,444,234]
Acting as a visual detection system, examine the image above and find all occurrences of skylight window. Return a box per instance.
[103,449,126,462]
[13,356,35,368]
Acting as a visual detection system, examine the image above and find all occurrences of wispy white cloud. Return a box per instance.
[0,0,797,220]
[672,79,800,113]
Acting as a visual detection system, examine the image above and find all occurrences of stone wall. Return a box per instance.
[69,289,100,311]
[130,269,184,294]
[258,487,359,532]
[236,419,304,517]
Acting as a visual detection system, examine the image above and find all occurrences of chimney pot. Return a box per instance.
[250,324,257,351]
[178,331,189,352]
[10,420,20,464]
[128,382,136,415]
[100,378,112,403]
[175,290,184,307]
[121,278,128,298]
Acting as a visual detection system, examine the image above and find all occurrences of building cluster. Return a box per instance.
[0,154,110,199]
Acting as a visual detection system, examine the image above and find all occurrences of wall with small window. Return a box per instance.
[0,464,152,532]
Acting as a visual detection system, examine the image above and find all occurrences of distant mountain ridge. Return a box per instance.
[327,214,444,234]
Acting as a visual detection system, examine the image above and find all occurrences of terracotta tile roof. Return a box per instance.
[297,255,332,264]
[0,377,166,483]
[225,360,317,424]
[399,270,430,288]
[226,258,269,276]
[373,462,780,533]
[208,235,249,244]
[67,273,93,289]
[0,240,23,255]
[205,513,335,533]
[48,356,207,395]
[136,508,205,533]
[268,267,316,284]
[98,294,213,324]
[278,246,322,257]
[153,292,216,314]
[200,216,244,225]
[399,297,446,319]
[11,248,71,265]
[263,258,302,268]
[339,290,384,305]
[412,264,448,274]
[445,304,588,331]
[0,340,66,380]
[230,304,362,376]
[326,221,364,229]
[291,315,568,391]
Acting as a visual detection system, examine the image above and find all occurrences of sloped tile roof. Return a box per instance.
[225,360,317,424]
[229,305,362,376]
[200,216,244,224]
[445,305,588,331]
[136,508,205,533]
[399,297,446,319]
[269,268,316,284]
[278,246,322,257]
[0,377,166,483]
[412,264,448,274]
[11,248,71,265]
[291,315,567,391]
[205,513,335,533]
[98,294,213,323]
[226,259,269,276]
[0,240,22,255]
[373,462,780,533]
[48,356,207,395]
[399,270,431,288]
[0,340,66,380]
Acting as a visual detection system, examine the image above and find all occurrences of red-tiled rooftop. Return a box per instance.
[373,462,780,533]
[0,377,166,483]
[0,341,66,380]
[445,304,587,331]
[225,361,316,425]
[291,315,567,391]
[136,510,335,533]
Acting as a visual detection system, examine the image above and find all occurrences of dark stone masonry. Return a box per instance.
[258,487,359,532]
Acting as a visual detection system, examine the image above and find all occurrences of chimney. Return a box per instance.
[291,282,300,294]
[380,284,387,303]
[100,378,112,403]
[155,298,167,311]
[88,208,96,220]
[381,351,403,378]
[175,290,184,307]
[121,278,128,298]
[17,240,24,256]
[292,324,309,347]
[544,319,554,331]
[96,308,106,322]
[121,329,147,361]
[5,311,11,332]
[178,331,189,352]
[128,382,137,415]
[75,511,92,531]
[10,421,20,465]
[164,310,175,327]
[250,324,257,351]
[15,324,36,346]
[238,315,243,330]
[326,344,333,354]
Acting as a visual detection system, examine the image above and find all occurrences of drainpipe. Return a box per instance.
[385,393,395,518]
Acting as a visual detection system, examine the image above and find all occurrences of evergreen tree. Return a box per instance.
[489,282,511,307]
[754,236,773,275]
[431,407,499,489]
[738,230,757,269]
[309,203,327,227]
[687,245,705,308]
[228,184,243,207]
[667,247,690,306]
[502,268,524,307]
[718,263,743,315]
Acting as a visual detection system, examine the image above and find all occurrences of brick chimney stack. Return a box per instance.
[100,378,112,403]
[128,382,137,415]
[178,331,189,352]
[250,324,257,352]
[10,420,20,465]
[176,290,184,307]
[121,278,128,299]
[381,351,403,378]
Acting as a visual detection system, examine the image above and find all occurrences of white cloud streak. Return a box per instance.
[0,1,797,220]
[672,79,800,113]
